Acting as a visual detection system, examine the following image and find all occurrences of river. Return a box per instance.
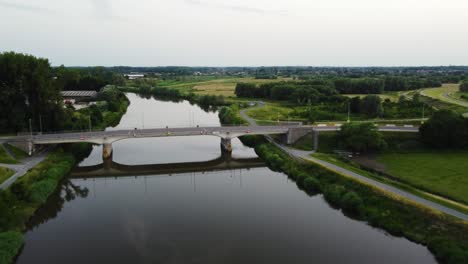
[15,93,436,264]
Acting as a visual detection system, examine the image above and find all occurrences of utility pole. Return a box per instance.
[29,118,32,140]
[88,116,92,132]
[421,104,425,124]
[347,101,351,123]
[39,115,43,134]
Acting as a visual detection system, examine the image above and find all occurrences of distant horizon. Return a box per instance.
[1,0,467,66]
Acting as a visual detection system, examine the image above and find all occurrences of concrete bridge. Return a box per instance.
[6,124,419,157]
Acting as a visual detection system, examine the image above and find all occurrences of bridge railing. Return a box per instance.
[17,122,304,137]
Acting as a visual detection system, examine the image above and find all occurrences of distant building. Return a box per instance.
[61,90,98,104]
[125,74,145,80]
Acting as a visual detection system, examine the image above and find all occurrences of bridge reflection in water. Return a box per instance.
[70,150,266,179]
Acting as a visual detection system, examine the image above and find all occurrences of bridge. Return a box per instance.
[6,124,419,157]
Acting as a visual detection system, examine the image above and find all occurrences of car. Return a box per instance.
[80,136,85,140]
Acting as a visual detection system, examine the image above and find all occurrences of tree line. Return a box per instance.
[0,52,125,133]
[53,66,125,92]
[235,81,341,104]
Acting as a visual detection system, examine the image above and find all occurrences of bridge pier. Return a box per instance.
[103,143,113,159]
[220,138,232,153]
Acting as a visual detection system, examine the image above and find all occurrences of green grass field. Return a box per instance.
[377,151,468,204]
[143,77,293,97]
[0,167,14,184]
[420,84,468,116]
[5,144,27,160]
[245,103,298,121]
[0,146,17,164]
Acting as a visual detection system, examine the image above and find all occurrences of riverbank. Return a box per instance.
[240,135,468,263]
[219,104,468,263]
[0,89,130,264]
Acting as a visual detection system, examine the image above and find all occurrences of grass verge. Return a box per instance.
[0,146,17,164]
[377,151,468,205]
[0,167,14,185]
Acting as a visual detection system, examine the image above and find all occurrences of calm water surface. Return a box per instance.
[16,94,436,264]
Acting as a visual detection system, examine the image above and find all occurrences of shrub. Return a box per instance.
[428,236,468,264]
[0,231,23,264]
[303,177,320,193]
[323,184,346,205]
[28,179,57,204]
[295,172,309,185]
[9,181,28,201]
[266,153,284,171]
[340,191,363,213]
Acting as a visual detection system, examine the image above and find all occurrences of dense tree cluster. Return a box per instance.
[235,81,339,104]
[0,52,126,133]
[0,52,65,132]
[334,78,384,94]
[420,110,468,149]
[54,66,125,92]
[338,122,387,152]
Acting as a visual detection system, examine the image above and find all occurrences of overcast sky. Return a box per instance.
[1,0,467,66]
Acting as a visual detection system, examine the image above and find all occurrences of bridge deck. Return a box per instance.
[8,125,419,145]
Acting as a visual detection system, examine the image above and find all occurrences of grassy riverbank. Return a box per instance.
[0,89,130,264]
[0,147,80,263]
[223,97,468,263]
[240,135,468,263]
[0,167,14,185]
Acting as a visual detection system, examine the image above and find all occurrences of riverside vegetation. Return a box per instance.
[0,91,128,263]
[218,106,468,264]
[0,53,129,263]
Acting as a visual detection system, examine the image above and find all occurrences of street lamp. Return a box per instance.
[29,118,32,140]
[88,116,92,132]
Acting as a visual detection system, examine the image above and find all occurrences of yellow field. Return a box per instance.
[193,83,236,97]
[191,77,292,97]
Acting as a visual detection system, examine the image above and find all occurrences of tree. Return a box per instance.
[460,80,468,92]
[361,95,383,118]
[350,97,361,113]
[419,110,468,148]
[0,52,64,132]
[338,122,387,152]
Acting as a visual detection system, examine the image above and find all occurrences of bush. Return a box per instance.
[340,191,363,213]
[266,153,284,171]
[28,179,58,204]
[295,172,309,185]
[460,80,468,92]
[303,177,320,193]
[323,184,346,205]
[428,237,468,264]
[0,231,23,264]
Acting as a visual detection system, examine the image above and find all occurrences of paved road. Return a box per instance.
[0,150,48,190]
[241,104,468,221]
[275,143,468,221]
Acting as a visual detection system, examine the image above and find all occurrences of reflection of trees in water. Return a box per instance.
[26,179,89,230]
[135,93,219,113]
